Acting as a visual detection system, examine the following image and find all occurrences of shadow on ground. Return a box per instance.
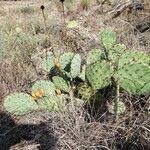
[0,112,57,150]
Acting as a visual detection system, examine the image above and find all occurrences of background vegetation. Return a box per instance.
[0,0,149,150]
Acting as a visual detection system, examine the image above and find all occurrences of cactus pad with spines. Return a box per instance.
[42,52,54,72]
[37,95,65,112]
[86,60,113,90]
[59,52,74,69]
[32,80,56,96]
[109,44,126,63]
[71,54,82,78]
[52,76,71,93]
[4,93,38,115]
[101,29,116,50]
[119,50,149,68]
[86,49,102,65]
[78,65,86,81]
[117,63,150,95]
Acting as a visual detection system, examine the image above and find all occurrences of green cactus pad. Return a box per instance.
[119,50,149,68]
[42,52,54,72]
[59,52,74,69]
[71,54,82,78]
[108,100,126,115]
[32,80,56,96]
[86,49,102,65]
[117,63,150,95]
[109,44,126,62]
[4,93,38,115]
[78,65,86,81]
[52,76,71,93]
[37,95,65,112]
[86,61,113,90]
[101,29,116,50]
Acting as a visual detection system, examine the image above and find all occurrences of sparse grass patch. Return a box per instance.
[0,0,149,149]
[18,6,35,15]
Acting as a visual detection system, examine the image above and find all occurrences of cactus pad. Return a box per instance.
[117,63,150,95]
[4,93,38,115]
[109,44,126,63]
[59,52,74,69]
[86,49,102,65]
[78,65,86,81]
[32,80,56,96]
[71,54,82,78]
[101,29,116,50]
[86,61,113,90]
[119,50,149,68]
[37,95,65,112]
[42,52,54,72]
[52,76,71,93]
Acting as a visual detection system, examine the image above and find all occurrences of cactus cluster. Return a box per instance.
[85,29,150,116]
[86,29,150,95]
[4,80,66,115]
[3,28,150,116]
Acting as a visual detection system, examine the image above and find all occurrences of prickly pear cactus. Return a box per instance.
[109,44,126,63]
[4,93,38,115]
[42,52,54,72]
[86,60,113,90]
[117,62,150,95]
[78,65,86,81]
[59,52,74,69]
[37,95,65,112]
[32,80,56,96]
[86,49,102,65]
[78,83,94,100]
[108,100,126,115]
[71,54,82,78]
[101,29,116,50]
[52,76,71,93]
[118,50,150,68]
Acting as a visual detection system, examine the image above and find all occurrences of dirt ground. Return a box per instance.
[0,0,149,150]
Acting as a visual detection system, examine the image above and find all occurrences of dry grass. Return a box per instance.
[0,0,149,149]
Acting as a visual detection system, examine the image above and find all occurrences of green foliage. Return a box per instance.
[42,52,54,72]
[86,28,150,95]
[101,29,116,50]
[59,52,74,69]
[52,76,71,93]
[71,54,82,78]
[32,80,56,96]
[117,63,150,95]
[4,93,38,115]
[118,50,150,68]
[37,95,65,112]
[86,60,113,90]
[108,44,126,63]
[86,49,102,65]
